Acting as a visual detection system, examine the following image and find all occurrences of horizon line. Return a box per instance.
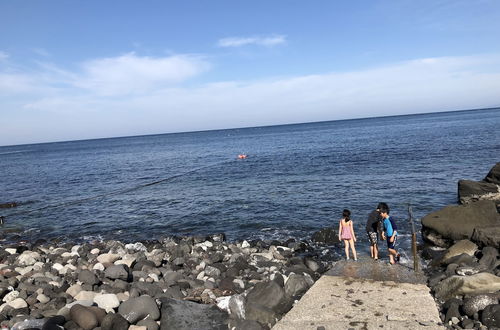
[2,105,499,148]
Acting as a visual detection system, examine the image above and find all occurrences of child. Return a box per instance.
[379,204,401,265]
[338,209,357,261]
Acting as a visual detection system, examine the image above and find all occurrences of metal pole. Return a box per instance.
[408,205,418,271]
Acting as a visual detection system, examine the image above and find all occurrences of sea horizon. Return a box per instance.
[2,105,499,148]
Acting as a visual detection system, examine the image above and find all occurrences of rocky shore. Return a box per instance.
[422,162,500,329]
[0,231,339,330]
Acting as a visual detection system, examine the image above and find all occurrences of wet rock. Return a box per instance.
[478,246,499,270]
[118,295,160,323]
[462,294,499,317]
[311,228,339,245]
[159,297,229,330]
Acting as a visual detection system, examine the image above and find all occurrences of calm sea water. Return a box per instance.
[1,109,499,256]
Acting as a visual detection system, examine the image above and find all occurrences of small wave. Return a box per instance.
[0,150,32,155]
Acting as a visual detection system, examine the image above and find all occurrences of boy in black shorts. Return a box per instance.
[365,203,383,260]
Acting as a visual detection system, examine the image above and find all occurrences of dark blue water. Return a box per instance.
[1,109,499,255]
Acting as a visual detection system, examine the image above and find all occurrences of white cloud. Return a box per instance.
[217,35,286,48]
[75,53,210,96]
[1,53,500,145]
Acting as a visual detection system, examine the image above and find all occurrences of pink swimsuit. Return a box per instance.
[340,220,353,240]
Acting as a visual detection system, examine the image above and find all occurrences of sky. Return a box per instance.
[1,0,500,146]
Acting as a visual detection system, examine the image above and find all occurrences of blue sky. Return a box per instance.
[1,0,500,145]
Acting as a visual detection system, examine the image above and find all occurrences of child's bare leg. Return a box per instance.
[388,248,397,264]
[350,240,357,260]
[373,244,378,259]
[344,240,350,259]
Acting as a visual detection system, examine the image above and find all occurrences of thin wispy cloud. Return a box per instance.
[217,35,287,48]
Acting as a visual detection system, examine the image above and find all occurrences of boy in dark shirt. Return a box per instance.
[366,203,383,260]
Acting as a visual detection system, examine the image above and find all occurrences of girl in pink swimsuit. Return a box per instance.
[338,209,357,260]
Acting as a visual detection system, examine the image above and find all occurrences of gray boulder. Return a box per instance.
[105,265,129,281]
[471,225,500,248]
[101,313,129,330]
[458,180,500,204]
[434,273,500,300]
[78,270,98,285]
[439,240,478,265]
[245,280,293,315]
[421,200,500,241]
[462,294,499,317]
[118,295,160,323]
[284,274,310,298]
[311,227,339,245]
[481,304,500,328]
[485,162,500,184]
[69,304,98,330]
[479,246,499,270]
[159,297,229,330]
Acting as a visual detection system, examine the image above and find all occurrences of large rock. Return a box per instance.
[434,272,500,300]
[245,280,293,315]
[70,304,98,330]
[17,251,41,266]
[118,295,160,323]
[159,297,229,330]
[78,269,99,285]
[311,227,339,245]
[485,162,500,184]
[458,180,500,204]
[439,240,478,265]
[94,293,120,312]
[105,264,129,281]
[471,225,500,248]
[478,246,499,270]
[284,274,310,298]
[421,200,500,241]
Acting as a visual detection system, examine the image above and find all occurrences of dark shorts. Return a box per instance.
[387,236,397,250]
[367,232,378,245]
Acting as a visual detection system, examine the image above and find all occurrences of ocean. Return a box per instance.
[1,108,499,257]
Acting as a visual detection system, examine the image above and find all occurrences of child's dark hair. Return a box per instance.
[379,204,390,214]
[343,209,351,221]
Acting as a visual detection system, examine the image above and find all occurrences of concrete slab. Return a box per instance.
[273,260,443,330]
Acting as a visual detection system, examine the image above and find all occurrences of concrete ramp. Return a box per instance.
[273,260,443,330]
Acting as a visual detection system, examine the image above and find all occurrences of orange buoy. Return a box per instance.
[238,154,247,159]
